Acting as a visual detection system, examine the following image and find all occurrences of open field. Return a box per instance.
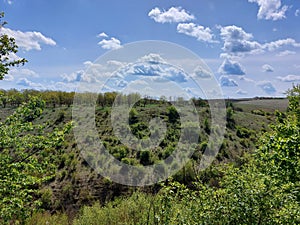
[234,98,288,113]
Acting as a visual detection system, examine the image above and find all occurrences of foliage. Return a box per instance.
[25,212,69,225]
[167,105,179,124]
[73,192,152,225]
[69,85,300,224]
[0,88,296,224]
[286,84,300,124]
[0,97,72,224]
[256,84,300,183]
[0,12,27,80]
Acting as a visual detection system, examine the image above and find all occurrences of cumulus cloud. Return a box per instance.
[2,27,56,51]
[97,32,108,38]
[263,38,300,51]
[106,60,127,67]
[257,81,276,94]
[177,23,215,42]
[218,58,246,75]
[126,63,163,76]
[61,70,84,82]
[219,25,262,56]
[262,64,274,72]
[138,53,166,64]
[98,37,122,50]
[192,66,212,78]
[47,82,78,92]
[61,70,97,83]
[277,75,300,82]
[219,75,238,87]
[8,68,39,79]
[112,54,189,84]
[18,68,39,77]
[248,0,288,20]
[16,78,43,88]
[276,50,296,57]
[295,9,300,17]
[148,6,195,23]
[236,89,248,95]
[163,67,188,82]
[219,25,300,57]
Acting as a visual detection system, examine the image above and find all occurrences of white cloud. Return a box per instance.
[236,89,248,95]
[295,9,300,17]
[97,32,108,38]
[112,54,189,85]
[47,82,78,92]
[61,70,97,83]
[98,37,122,50]
[218,58,246,75]
[61,70,83,82]
[257,81,276,94]
[262,64,274,72]
[16,78,43,89]
[239,76,255,83]
[177,23,215,42]
[138,53,166,64]
[125,63,163,77]
[4,0,13,4]
[219,75,238,87]
[148,6,195,23]
[115,79,128,88]
[248,0,288,20]
[219,25,300,57]
[2,27,56,51]
[219,25,262,56]
[83,61,94,67]
[277,75,300,82]
[5,68,39,82]
[263,38,300,51]
[3,74,14,81]
[163,67,188,82]
[276,50,296,57]
[107,60,126,67]
[19,68,39,77]
[192,66,212,78]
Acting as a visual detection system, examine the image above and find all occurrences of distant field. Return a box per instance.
[234,98,288,113]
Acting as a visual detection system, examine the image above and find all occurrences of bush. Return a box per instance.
[25,212,69,225]
[251,109,266,116]
[73,192,152,225]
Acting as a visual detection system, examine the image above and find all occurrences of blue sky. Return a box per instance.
[1,0,300,98]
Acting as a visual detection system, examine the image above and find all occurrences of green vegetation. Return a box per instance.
[0,87,298,224]
[1,13,299,224]
[0,12,27,80]
[0,97,72,223]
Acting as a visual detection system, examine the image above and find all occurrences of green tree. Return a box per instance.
[0,12,27,80]
[0,97,72,224]
[167,105,179,124]
[256,85,300,183]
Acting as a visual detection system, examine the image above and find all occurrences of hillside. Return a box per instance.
[0,93,289,220]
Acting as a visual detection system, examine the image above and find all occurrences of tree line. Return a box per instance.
[0,89,209,108]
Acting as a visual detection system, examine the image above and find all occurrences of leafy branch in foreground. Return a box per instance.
[0,97,72,224]
[0,12,27,80]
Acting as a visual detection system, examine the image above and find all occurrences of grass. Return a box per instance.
[235,98,288,113]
